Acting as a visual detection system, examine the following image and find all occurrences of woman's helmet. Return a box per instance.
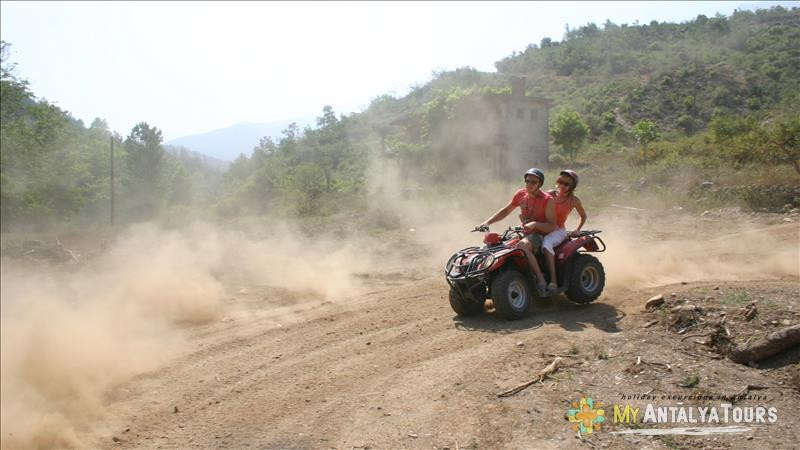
[524,168,545,184]
[560,169,579,189]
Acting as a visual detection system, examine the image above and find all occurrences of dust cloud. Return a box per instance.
[595,212,799,291]
[0,221,375,448]
[2,156,797,449]
[366,156,798,292]
[365,154,530,268]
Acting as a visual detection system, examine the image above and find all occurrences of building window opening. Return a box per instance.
[530,109,538,121]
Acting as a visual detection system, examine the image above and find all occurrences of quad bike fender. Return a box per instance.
[488,248,528,273]
[555,235,605,264]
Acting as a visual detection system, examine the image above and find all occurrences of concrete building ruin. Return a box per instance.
[496,77,552,176]
[427,76,552,181]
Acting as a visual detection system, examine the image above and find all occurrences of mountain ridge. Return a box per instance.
[166,117,313,161]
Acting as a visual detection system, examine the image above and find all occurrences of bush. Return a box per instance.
[548,152,567,166]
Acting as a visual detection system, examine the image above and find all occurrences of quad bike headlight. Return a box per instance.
[476,254,495,271]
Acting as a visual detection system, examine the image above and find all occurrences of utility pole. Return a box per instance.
[110,136,115,226]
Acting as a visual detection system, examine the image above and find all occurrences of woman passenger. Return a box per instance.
[542,170,587,294]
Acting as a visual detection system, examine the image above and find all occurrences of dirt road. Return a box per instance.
[83,212,797,449]
[3,210,798,449]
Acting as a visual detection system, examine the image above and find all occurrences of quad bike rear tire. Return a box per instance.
[449,287,483,316]
[565,254,605,304]
[491,270,531,320]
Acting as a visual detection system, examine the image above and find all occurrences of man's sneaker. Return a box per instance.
[547,282,558,296]
[536,282,548,298]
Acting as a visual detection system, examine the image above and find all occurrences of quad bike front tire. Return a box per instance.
[565,254,605,304]
[449,287,483,316]
[490,270,531,320]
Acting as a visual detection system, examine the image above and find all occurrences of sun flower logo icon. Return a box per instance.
[567,397,606,434]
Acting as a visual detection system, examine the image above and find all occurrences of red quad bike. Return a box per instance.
[445,225,606,320]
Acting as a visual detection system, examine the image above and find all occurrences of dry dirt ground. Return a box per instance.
[4,209,799,449]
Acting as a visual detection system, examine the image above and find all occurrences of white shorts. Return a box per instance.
[542,228,568,256]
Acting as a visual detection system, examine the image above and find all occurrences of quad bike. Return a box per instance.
[445,225,606,320]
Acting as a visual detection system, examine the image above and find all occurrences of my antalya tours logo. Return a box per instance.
[566,394,779,436]
[567,397,606,434]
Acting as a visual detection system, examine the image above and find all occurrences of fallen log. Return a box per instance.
[728,324,800,364]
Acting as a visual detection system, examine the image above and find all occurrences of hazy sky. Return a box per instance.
[1,1,796,139]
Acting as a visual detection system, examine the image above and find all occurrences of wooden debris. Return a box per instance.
[496,357,563,397]
[670,304,701,329]
[680,331,719,341]
[740,303,758,321]
[731,384,769,403]
[642,319,660,328]
[674,348,724,360]
[671,304,700,314]
[728,324,800,364]
[541,352,581,358]
[645,294,665,310]
[640,359,672,371]
[538,357,564,380]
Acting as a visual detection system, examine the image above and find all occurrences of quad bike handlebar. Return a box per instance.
[473,226,602,239]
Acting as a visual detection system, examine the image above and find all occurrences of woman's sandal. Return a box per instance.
[536,282,548,297]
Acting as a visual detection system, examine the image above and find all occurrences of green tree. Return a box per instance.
[124,122,166,218]
[632,119,659,146]
[551,110,589,161]
[763,117,800,175]
[632,119,660,169]
[125,122,164,177]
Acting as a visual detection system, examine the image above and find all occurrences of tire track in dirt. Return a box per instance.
[94,272,627,449]
[91,218,798,449]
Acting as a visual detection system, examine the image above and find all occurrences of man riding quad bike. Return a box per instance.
[444,225,606,320]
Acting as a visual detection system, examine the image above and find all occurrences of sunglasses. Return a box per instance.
[556,179,572,186]
[525,179,540,185]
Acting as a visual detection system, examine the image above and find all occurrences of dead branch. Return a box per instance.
[497,379,539,398]
[674,348,724,360]
[735,384,768,397]
[496,357,563,398]
[538,357,564,380]
[730,385,770,404]
[542,352,581,358]
[681,331,720,341]
[641,360,672,370]
[741,303,758,321]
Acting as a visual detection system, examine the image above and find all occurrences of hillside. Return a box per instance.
[493,7,800,135]
[164,145,230,172]
[1,6,798,228]
[219,6,799,218]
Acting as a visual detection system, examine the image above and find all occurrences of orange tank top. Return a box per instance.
[553,195,574,229]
